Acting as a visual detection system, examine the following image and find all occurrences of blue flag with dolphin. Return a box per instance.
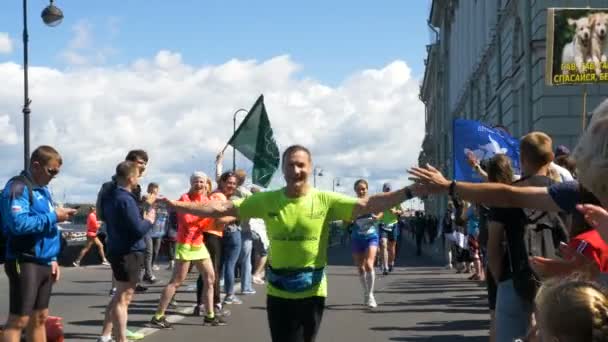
[452,119,521,182]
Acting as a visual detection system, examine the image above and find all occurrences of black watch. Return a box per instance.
[448,180,457,197]
[404,187,413,200]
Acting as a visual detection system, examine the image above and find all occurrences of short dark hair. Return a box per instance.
[282,145,312,165]
[116,161,139,182]
[125,150,149,163]
[353,179,368,191]
[147,182,159,193]
[31,145,62,166]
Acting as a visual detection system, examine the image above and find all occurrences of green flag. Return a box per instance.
[228,95,280,187]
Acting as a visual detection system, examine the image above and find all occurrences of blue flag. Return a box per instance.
[452,119,521,182]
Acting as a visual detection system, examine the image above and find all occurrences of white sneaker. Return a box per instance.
[367,295,378,308]
[72,260,80,267]
[152,265,160,271]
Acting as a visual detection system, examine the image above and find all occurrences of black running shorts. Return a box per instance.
[5,260,53,316]
[109,252,144,283]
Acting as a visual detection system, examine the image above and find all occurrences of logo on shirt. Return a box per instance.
[11,205,22,213]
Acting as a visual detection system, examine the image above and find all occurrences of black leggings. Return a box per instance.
[197,233,223,306]
[267,295,325,342]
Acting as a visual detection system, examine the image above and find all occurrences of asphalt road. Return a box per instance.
[0,242,489,341]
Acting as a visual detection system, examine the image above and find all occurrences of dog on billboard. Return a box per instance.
[590,12,608,77]
[562,16,593,74]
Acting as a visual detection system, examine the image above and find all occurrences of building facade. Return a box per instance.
[420,0,608,217]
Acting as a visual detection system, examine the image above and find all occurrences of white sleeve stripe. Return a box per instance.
[576,240,589,254]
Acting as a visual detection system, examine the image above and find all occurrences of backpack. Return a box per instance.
[506,176,569,303]
[0,175,35,264]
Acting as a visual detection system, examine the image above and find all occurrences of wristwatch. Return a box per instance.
[404,187,413,200]
[448,180,457,197]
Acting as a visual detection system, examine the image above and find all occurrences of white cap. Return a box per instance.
[190,171,209,183]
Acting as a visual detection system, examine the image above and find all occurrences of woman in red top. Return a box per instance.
[150,172,233,328]
[73,207,110,266]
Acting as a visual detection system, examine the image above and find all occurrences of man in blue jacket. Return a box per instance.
[1,145,76,342]
[98,161,155,342]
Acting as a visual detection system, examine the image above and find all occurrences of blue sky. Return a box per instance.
[1,0,431,84]
[0,1,430,202]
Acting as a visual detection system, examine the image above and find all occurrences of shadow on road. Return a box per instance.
[389,334,487,341]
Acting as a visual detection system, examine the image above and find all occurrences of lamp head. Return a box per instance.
[41,0,63,27]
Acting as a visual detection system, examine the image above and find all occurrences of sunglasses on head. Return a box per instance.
[46,168,60,176]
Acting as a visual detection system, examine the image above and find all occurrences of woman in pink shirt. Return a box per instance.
[73,206,110,266]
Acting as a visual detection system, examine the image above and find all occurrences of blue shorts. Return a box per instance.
[351,235,379,254]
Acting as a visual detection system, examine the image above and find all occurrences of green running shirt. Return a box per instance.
[234,188,357,299]
[381,206,400,225]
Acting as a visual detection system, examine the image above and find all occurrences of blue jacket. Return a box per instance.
[102,186,152,257]
[1,173,60,265]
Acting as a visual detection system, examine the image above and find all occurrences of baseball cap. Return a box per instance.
[555,145,570,158]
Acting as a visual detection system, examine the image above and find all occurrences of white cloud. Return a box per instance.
[0,115,18,145]
[60,20,116,66]
[0,53,425,202]
[0,33,13,54]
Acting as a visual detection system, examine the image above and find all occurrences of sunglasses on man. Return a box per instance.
[46,168,60,176]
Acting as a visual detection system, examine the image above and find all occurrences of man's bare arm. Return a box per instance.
[351,187,412,220]
[487,221,505,283]
[408,165,562,212]
[453,182,561,212]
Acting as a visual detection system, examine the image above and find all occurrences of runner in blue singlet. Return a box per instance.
[349,179,380,308]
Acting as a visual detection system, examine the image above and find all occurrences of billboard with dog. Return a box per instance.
[546,8,608,85]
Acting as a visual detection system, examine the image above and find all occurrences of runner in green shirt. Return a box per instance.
[161,145,420,342]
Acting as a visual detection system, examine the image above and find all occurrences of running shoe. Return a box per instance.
[388,265,394,273]
[125,329,145,340]
[382,270,389,276]
[252,276,265,285]
[367,295,378,308]
[215,303,231,317]
[143,275,158,284]
[95,337,114,342]
[109,288,117,297]
[168,298,179,310]
[149,316,173,329]
[241,289,256,295]
[203,315,227,326]
[223,295,242,305]
[152,265,160,271]
[193,305,203,317]
[135,284,148,293]
[101,260,111,266]
[72,260,80,267]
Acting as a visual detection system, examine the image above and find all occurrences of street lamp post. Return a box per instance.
[22,0,63,170]
[313,167,323,187]
[232,108,248,171]
[332,177,340,192]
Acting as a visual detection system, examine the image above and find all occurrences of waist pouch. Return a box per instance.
[267,266,324,293]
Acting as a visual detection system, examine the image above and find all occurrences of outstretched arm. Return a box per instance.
[351,185,418,220]
[165,199,238,219]
[408,164,562,212]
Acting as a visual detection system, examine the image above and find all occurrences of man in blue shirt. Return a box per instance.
[0,145,76,342]
[98,161,155,342]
